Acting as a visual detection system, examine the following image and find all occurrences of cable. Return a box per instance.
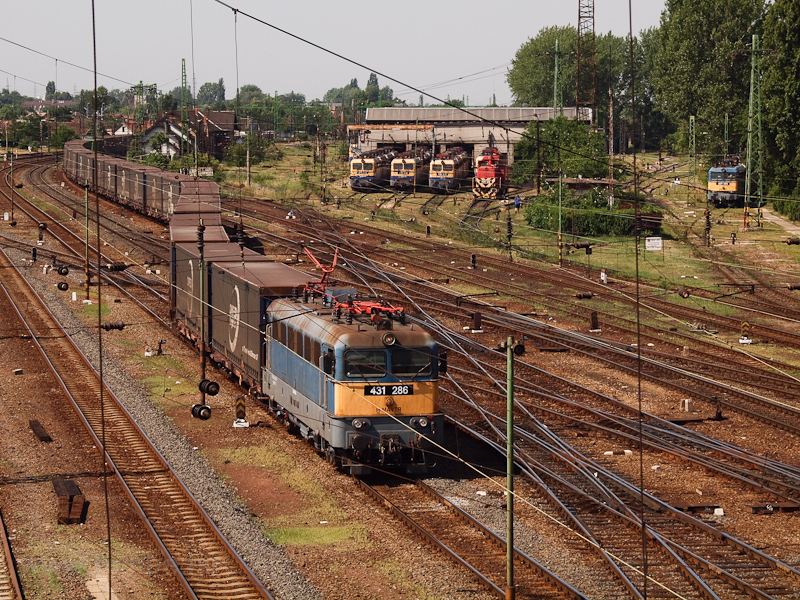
[0,35,134,88]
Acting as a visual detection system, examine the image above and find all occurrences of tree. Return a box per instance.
[197,79,225,106]
[651,0,766,157]
[507,26,578,108]
[45,81,56,100]
[159,93,178,114]
[224,133,282,166]
[762,0,800,200]
[49,126,78,149]
[512,116,609,185]
[237,84,265,106]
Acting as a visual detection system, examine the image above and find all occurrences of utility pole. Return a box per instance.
[505,336,515,600]
[689,115,696,203]
[744,34,763,229]
[608,88,614,208]
[181,59,190,157]
[576,0,597,123]
[552,39,564,116]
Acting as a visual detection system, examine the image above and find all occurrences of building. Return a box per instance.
[349,107,589,166]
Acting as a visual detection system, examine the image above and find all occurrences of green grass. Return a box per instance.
[215,445,370,549]
[138,355,196,409]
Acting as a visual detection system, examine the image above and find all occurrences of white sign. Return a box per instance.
[190,167,214,177]
[645,237,663,251]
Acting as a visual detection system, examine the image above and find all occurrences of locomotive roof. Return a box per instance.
[212,261,311,296]
[267,297,434,349]
[709,164,746,172]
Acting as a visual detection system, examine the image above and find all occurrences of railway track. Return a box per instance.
[3,159,172,329]
[0,245,274,600]
[0,510,22,600]
[359,477,586,600]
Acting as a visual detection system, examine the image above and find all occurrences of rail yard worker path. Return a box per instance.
[760,207,800,236]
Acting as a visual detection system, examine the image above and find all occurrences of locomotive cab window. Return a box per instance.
[443,163,453,172]
[351,161,362,170]
[431,163,442,172]
[392,348,432,378]
[345,350,386,378]
[363,162,373,171]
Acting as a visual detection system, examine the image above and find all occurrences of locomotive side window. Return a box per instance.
[392,348,432,377]
[345,350,386,378]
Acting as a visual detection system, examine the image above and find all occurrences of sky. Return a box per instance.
[1,0,665,107]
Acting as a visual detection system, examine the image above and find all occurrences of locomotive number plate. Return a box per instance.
[365,385,413,396]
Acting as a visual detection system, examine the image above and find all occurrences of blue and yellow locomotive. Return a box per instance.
[429,147,470,194]
[707,160,746,208]
[390,150,432,191]
[349,149,398,192]
[264,292,444,474]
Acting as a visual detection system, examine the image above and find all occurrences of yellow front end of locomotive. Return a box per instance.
[333,381,438,417]
[709,180,737,193]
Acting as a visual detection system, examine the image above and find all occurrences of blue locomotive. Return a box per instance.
[349,148,398,191]
[390,150,431,191]
[707,160,746,208]
[429,147,470,193]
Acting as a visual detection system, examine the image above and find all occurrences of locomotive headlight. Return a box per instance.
[381,332,397,346]
[417,417,429,428]
[352,418,371,430]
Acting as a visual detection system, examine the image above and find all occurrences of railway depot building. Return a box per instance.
[349,106,588,166]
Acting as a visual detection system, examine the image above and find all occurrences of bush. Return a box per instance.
[524,187,662,236]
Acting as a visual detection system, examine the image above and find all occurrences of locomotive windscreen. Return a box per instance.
[392,348,432,377]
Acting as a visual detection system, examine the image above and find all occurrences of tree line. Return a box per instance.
[507,0,800,209]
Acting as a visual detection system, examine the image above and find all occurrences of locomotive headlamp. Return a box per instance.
[352,418,371,430]
[381,332,397,346]
[417,417,429,428]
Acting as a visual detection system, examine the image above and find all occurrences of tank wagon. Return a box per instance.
[429,147,470,194]
[707,158,746,208]
[390,150,432,191]
[64,139,444,474]
[349,148,398,191]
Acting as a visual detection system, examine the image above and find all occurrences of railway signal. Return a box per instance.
[191,404,211,420]
[198,379,220,396]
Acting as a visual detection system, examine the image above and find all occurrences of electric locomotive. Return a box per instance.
[349,149,397,191]
[429,147,469,193]
[264,291,444,475]
[390,150,432,191]
[707,159,746,208]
